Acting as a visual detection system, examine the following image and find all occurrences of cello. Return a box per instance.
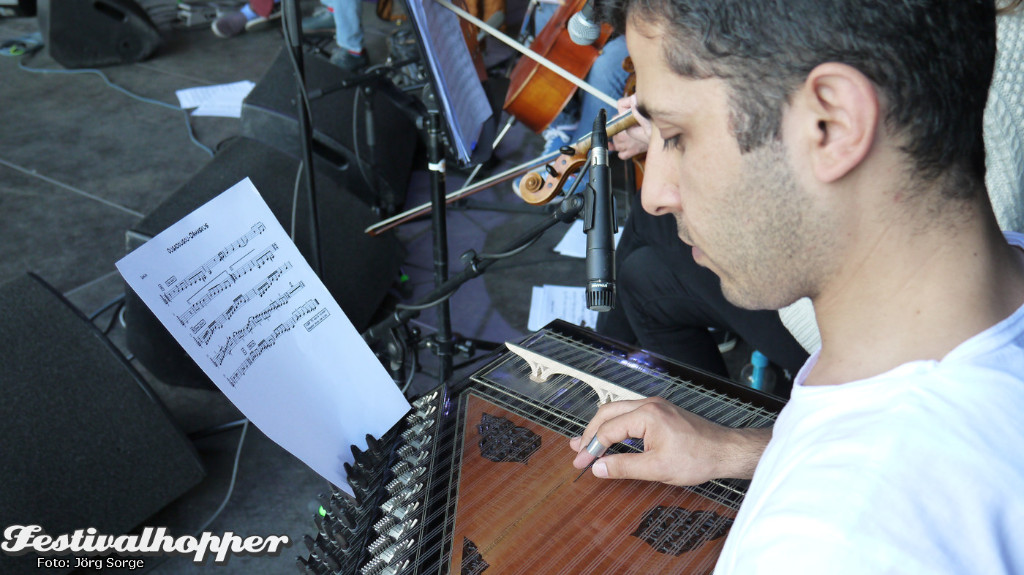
[502,0,615,133]
[518,56,645,205]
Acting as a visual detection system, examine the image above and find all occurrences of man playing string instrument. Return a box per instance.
[570,0,1024,572]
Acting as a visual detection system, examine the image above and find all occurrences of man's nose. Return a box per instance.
[639,143,681,217]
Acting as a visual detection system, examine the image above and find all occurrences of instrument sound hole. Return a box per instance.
[631,506,734,556]
[461,537,490,575]
[477,413,542,464]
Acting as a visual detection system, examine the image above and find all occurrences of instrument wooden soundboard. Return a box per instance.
[298,320,785,575]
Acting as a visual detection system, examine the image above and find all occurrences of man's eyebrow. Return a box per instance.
[635,102,652,120]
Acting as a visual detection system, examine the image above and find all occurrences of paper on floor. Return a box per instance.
[528,284,600,331]
[175,80,255,118]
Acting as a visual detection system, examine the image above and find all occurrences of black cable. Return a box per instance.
[103,301,125,335]
[394,290,457,311]
[88,293,126,321]
[362,194,585,344]
[475,233,543,260]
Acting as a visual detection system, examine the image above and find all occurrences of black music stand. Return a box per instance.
[381,0,499,384]
[281,0,322,277]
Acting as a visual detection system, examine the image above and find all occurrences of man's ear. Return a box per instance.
[793,62,879,183]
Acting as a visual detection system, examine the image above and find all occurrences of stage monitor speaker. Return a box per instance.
[124,136,406,389]
[37,0,161,69]
[0,273,205,575]
[241,47,420,215]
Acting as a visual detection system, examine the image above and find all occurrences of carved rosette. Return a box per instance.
[461,537,489,575]
[631,506,733,556]
[476,413,542,464]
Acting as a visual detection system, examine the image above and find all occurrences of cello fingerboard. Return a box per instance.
[299,321,784,575]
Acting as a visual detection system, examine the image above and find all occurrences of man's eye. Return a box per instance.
[662,134,683,151]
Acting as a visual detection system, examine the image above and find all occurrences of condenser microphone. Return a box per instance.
[567,0,601,46]
[585,108,615,312]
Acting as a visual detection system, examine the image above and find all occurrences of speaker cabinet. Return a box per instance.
[37,0,161,68]
[0,273,205,575]
[124,136,405,388]
[241,47,420,215]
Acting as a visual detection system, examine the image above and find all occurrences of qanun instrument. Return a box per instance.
[298,320,784,575]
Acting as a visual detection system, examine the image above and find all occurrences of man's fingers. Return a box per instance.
[588,451,667,482]
[571,398,672,469]
[568,436,582,452]
[575,399,654,451]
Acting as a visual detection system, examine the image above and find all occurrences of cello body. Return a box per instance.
[502,0,614,133]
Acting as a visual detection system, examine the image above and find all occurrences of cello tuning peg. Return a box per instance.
[545,164,559,177]
[559,145,577,156]
[520,172,546,196]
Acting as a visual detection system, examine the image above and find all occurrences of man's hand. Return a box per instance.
[569,397,772,486]
[609,94,651,160]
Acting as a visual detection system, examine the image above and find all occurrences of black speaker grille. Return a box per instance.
[0,274,205,575]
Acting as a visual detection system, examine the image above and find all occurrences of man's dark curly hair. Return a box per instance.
[603,0,997,195]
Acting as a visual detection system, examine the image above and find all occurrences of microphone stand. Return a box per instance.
[426,111,454,384]
[362,193,586,387]
[281,0,323,278]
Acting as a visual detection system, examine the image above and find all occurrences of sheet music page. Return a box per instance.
[528,284,599,331]
[116,178,410,495]
[406,0,491,163]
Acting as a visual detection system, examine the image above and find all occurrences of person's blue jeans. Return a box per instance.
[572,35,629,140]
[324,0,363,53]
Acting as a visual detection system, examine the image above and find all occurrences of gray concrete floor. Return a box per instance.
[0,4,755,573]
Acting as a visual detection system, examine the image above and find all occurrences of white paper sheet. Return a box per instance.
[116,178,410,495]
[175,80,255,118]
[553,218,624,259]
[527,284,599,331]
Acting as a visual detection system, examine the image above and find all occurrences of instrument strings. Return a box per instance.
[388,329,775,574]
[496,344,739,574]
[462,332,768,572]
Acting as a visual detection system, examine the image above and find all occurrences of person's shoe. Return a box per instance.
[301,6,334,34]
[245,5,282,33]
[541,122,577,156]
[330,49,369,73]
[211,11,247,38]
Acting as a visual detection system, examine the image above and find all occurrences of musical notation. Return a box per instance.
[209,282,305,368]
[227,299,320,386]
[159,222,266,305]
[176,245,284,327]
[187,262,293,346]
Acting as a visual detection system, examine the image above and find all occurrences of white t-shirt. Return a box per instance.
[715,232,1024,574]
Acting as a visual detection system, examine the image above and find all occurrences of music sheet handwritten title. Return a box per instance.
[116,178,410,494]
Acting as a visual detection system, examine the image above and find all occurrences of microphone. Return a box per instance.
[567,0,601,46]
[585,108,615,312]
